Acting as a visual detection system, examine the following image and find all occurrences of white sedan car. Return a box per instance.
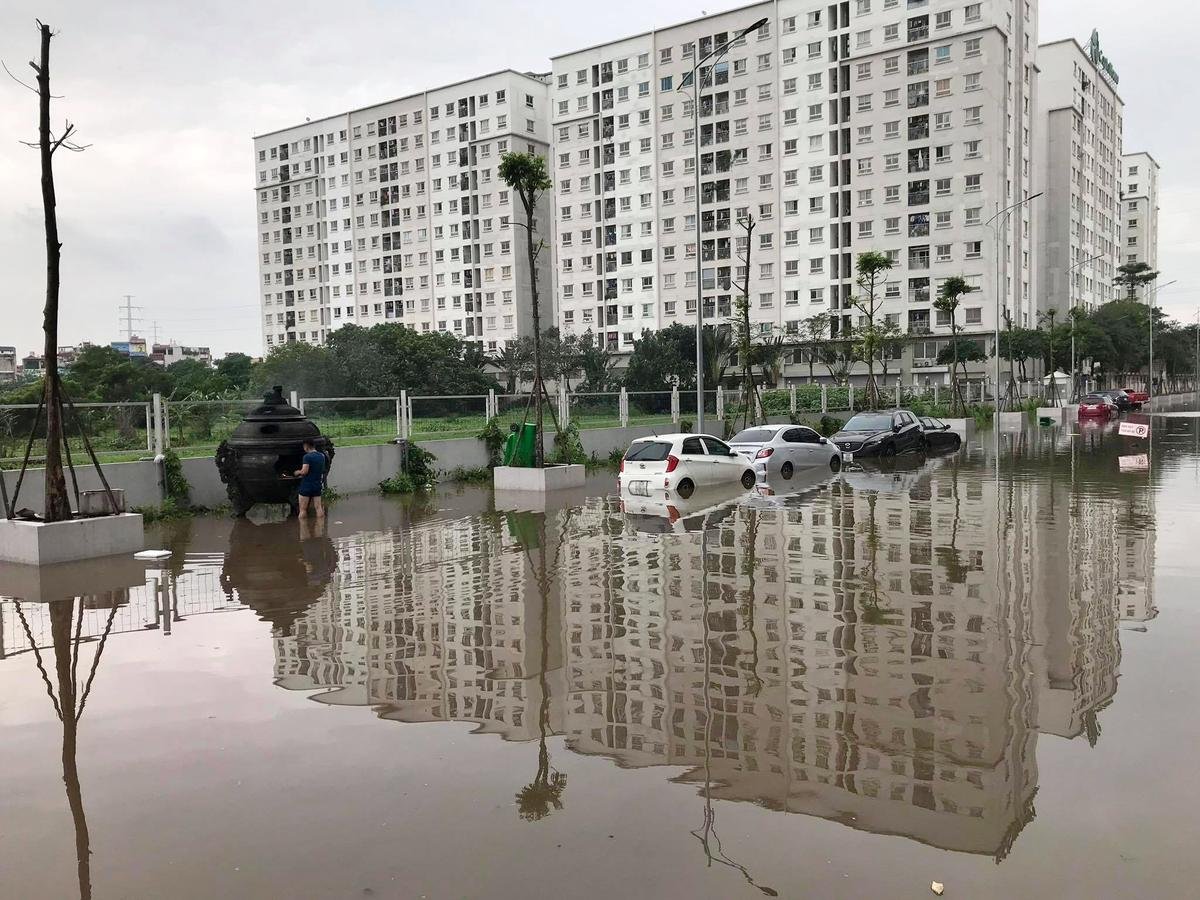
[619,433,757,500]
[727,423,841,480]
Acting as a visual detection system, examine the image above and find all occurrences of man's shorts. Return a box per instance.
[299,485,322,498]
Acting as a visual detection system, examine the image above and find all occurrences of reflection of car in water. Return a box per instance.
[620,483,745,532]
[839,452,941,494]
[745,463,839,506]
[219,519,338,633]
[726,423,841,480]
[619,433,756,500]
[918,416,963,453]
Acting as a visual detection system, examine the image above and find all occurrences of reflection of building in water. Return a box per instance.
[262,453,1155,860]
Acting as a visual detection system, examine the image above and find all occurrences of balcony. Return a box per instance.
[908,26,928,42]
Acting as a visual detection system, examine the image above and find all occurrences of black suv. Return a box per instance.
[1096,389,1135,412]
[832,409,926,458]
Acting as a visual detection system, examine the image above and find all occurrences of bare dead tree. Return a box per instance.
[6,22,105,521]
[734,214,764,430]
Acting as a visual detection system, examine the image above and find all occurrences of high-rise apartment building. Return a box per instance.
[549,0,1039,363]
[252,70,553,353]
[1121,151,1159,270]
[1035,36,1123,318]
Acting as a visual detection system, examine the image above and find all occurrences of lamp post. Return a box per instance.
[1147,278,1177,403]
[1068,253,1102,401]
[679,17,768,434]
[984,192,1042,411]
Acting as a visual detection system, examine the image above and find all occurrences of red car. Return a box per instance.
[1078,394,1115,418]
[1122,387,1148,406]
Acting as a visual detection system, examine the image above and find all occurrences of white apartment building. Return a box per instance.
[253,70,553,354]
[549,0,1039,365]
[1035,35,1123,318]
[1121,151,1159,270]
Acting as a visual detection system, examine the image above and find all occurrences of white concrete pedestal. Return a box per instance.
[1037,407,1066,424]
[493,465,586,493]
[940,418,975,440]
[0,513,144,565]
[996,411,1025,431]
[0,553,148,602]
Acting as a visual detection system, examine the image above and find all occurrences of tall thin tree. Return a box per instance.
[499,152,553,467]
[850,251,895,409]
[734,214,764,429]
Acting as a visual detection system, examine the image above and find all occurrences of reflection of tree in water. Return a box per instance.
[511,509,571,821]
[858,492,900,626]
[691,511,777,896]
[12,596,121,900]
[934,458,970,585]
[737,506,764,697]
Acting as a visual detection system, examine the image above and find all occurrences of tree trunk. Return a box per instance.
[522,193,544,467]
[35,23,71,522]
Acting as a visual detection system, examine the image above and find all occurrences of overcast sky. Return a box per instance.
[1,0,1196,358]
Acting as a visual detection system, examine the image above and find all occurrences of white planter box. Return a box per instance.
[492,464,586,493]
[0,513,144,566]
[939,418,975,440]
[996,412,1025,431]
[1037,407,1066,423]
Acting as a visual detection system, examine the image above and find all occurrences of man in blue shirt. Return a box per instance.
[293,438,327,519]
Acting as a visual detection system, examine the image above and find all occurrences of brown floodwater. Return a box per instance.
[3,413,1200,899]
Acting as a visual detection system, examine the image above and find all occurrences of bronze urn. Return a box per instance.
[215,386,334,516]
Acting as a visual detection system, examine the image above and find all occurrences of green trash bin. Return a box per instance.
[502,422,538,467]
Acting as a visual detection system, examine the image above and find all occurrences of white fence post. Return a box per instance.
[933,383,940,405]
[559,384,570,429]
[754,391,763,423]
[400,389,409,440]
[716,386,725,422]
[619,387,629,428]
[395,396,403,439]
[161,396,171,450]
[671,386,680,425]
[145,402,153,453]
[848,384,855,411]
[895,382,901,408]
[487,389,497,421]
[789,384,797,416]
[151,394,164,456]
[820,384,828,413]
[290,389,299,410]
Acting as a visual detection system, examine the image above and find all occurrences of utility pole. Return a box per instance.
[119,294,142,341]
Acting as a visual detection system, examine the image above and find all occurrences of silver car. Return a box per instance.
[727,424,842,480]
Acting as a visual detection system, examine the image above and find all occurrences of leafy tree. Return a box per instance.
[877,320,906,383]
[1114,261,1158,301]
[849,251,895,407]
[498,151,553,466]
[250,341,342,398]
[325,324,498,397]
[933,276,978,414]
[623,323,697,392]
[215,352,253,390]
[575,329,615,391]
[1091,300,1150,375]
[819,328,859,385]
[492,342,531,394]
[64,345,170,402]
[166,358,229,399]
[998,326,1045,382]
[461,342,489,372]
[797,312,830,383]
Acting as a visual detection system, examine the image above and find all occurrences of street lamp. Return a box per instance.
[679,16,768,434]
[1147,278,1177,403]
[984,192,1042,410]
[1068,253,1103,401]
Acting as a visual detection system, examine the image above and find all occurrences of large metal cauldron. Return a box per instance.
[215,386,334,516]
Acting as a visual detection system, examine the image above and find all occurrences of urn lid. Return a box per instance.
[228,385,322,444]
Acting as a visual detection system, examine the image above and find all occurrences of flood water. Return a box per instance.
[3,413,1200,898]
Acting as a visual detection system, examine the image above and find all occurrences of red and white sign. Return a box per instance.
[1118,421,1150,438]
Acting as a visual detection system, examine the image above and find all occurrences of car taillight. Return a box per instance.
[755,447,774,459]
[619,457,625,473]
[665,454,680,473]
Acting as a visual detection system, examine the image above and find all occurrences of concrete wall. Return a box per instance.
[1,458,163,513]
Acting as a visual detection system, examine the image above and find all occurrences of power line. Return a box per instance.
[119,294,143,341]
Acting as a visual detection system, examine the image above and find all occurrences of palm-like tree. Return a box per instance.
[1114,261,1158,301]
[932,275,978,414]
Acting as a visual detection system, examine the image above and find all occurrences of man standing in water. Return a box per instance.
[293,438,327,518]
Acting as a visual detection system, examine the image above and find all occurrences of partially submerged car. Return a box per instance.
[619,433,756,500]
[917,416,963,453]
[727,423,841,480]
[830,409,925,461]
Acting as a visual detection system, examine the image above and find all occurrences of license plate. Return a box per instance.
[627,480,651,497]
[842,452,854,463]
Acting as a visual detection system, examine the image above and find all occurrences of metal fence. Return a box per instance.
[4,375,1195,465]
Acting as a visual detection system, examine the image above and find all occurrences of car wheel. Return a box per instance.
[740,470,756,489]
[780,461,794,479]
[952,435,962,451]
[829,455,842,473]
[882,442,896,457]
[676,478,695,499]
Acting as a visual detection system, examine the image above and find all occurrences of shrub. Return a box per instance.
[817,415,843,436]
[551,423,587,465]
[379,472,416,494]
[404,443,438,485]
[478,416,506,467]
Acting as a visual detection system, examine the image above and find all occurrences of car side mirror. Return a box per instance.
[819,437,828,445]
[892,423,901,433]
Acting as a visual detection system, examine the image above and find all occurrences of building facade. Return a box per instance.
[0,346,15,383]
[253,70,553,353]
[549,0,1039,367]
[1121,151,1159,271]
[1035,37,1123,318]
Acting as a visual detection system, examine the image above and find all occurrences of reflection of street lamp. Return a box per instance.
[680,17,768,435]
[1147,279,1176,403]
[1068,253,1102,401]
[984,192,1042,409]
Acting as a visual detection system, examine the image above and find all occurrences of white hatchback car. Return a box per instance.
[727,423,841,480]
[619,433,757,499]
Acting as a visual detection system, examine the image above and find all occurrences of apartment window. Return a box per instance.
[807,10,822,27]
[856,0,871,13]
[965,207,981,226]
[857,62,872,81]
[934,112,951,131]
[936,244,951,262]
[858,221,874,239]
[964,72,980,92]
[965,139,981,159]
[885,184,901,202]
[965,307,982,325]
[965,240,981,258]
[965,37,981,56]
[809,165,823,182]
[964,106,981,125]
[808,41,822,60]
[935,177,951,196]
[965,174,981,192]
[936,11,951,28]
[935,45,951,64]
[884,23,899,41]
[885,216,900,234]
[935,78,951,97]
[857,126,873,144]
[965,3,981,23]
[884,88,900,107]
[857,157,873,175]
[884,121,900,139]
[858,188,874,206]
[858,94,873,112]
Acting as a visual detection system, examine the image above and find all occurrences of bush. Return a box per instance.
[817,415,843,437]
[478,416,506,467]
[379,472,416,494]
[404,443,438,485]
[162,450,191,506]
[551,423,587,465]
[445,466,491,483]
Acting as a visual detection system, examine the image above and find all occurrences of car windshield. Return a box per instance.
[843,414,893,432]
[729,428,778,444]
[625,441,672,462]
